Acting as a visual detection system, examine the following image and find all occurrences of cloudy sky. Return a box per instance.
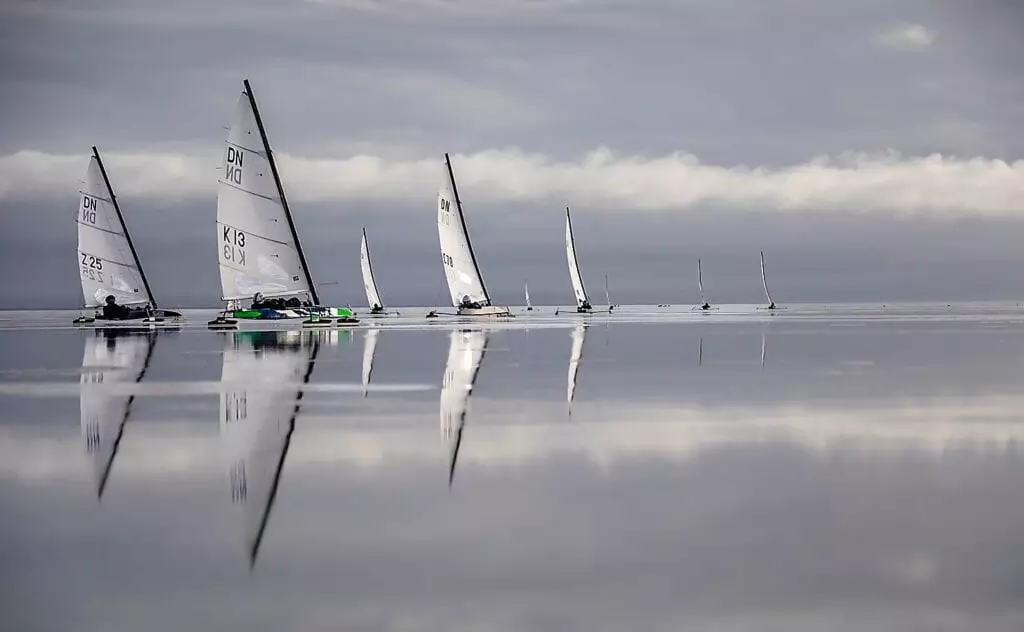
[1,0,1024,308]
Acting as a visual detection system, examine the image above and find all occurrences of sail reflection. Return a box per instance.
[567,324,587,414]
[80,328,160,499]
[361,328,379,397]
[440,329,489,488]
[220,329,320,568]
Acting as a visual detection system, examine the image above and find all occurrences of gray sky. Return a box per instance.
[1,0,1024,307]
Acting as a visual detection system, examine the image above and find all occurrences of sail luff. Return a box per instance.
[445,153,490,304]
[243,79,319,306]
[565,207,589,308]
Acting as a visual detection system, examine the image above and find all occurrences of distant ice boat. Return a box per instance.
[524,281,533,311]
[360,228,396,316]
[564,207,593,313]
[567,324,587,415]
[210,79,356,329]
[74,147,182,326]
[696,258,715,311]
[431,154,511,318]
[440,329,489,487]
[604,273,617,312]
[79,328,158,499]
[759,250,778,311]
[220,329,320,567]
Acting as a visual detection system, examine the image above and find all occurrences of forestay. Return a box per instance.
[76,153,150,307]
[217,84,311,302]
[220,330,318,566]
[360,229,384,309]
[440,329,488,486]
[565,208,589,309]
[437,154,489,307]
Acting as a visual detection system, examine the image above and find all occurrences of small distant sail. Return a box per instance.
[217,80,317,304]
[437,154,490,309]
[760,250,775,308]
[567,324,587,412]
[80,329,157,499]
[361,328,379,396]
[604,274,612,307]
[76,148,154,308]
[360,228,384,311]
[524,281,533,310]
[219,329,319,567]
[440,329,489,488]
[565,207,590,310]
[698,258,705,303]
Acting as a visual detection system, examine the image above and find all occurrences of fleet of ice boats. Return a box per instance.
[72,79,786,328]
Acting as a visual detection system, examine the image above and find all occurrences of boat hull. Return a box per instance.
[456,306,513,317]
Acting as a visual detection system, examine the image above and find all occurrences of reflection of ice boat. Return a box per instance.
[440,329,490,487]
[361,328,379,397]
[80,328,160,498]
[219,329,320,567]
[567,324,587,415]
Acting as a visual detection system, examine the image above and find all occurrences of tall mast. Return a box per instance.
[243,79,319,305]
[445,153,490,304]
[92,146,158,308]
[566,207,588,299]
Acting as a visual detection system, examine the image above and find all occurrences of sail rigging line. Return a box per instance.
[92,146,157,309]
[243,79,319,306]
[444,153,490,305]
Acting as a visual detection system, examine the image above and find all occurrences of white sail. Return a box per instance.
[567,324,586,410]
[698,258,705,304]
[220,330,317,566]
[360,229,384,310]
[565,208,589,309]
[760,250,774,306]
[524,281,532,309]
[437,154,489,307]
[77,152,149,308]
[440,329,488,486]
[361,327,379,396]
[217,84,311,302]
[80,330,155,498]
[604,274,612,306]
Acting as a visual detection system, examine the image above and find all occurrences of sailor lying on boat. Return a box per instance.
[249,293,311,311]
[459,295,484,310]
[101,295,150,320]
[578,299,592,312]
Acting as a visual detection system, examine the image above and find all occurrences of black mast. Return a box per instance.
[93,146,158,308]
[445,153,490,305]
[243,79,319,306]
[566,207,588,301]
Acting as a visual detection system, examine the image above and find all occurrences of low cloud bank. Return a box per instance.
[2,146,1022,216]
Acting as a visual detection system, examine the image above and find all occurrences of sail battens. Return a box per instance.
[218,178,280,204]
[76,250,141,271]
[216,221,295,248]
[76,221,125,238]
